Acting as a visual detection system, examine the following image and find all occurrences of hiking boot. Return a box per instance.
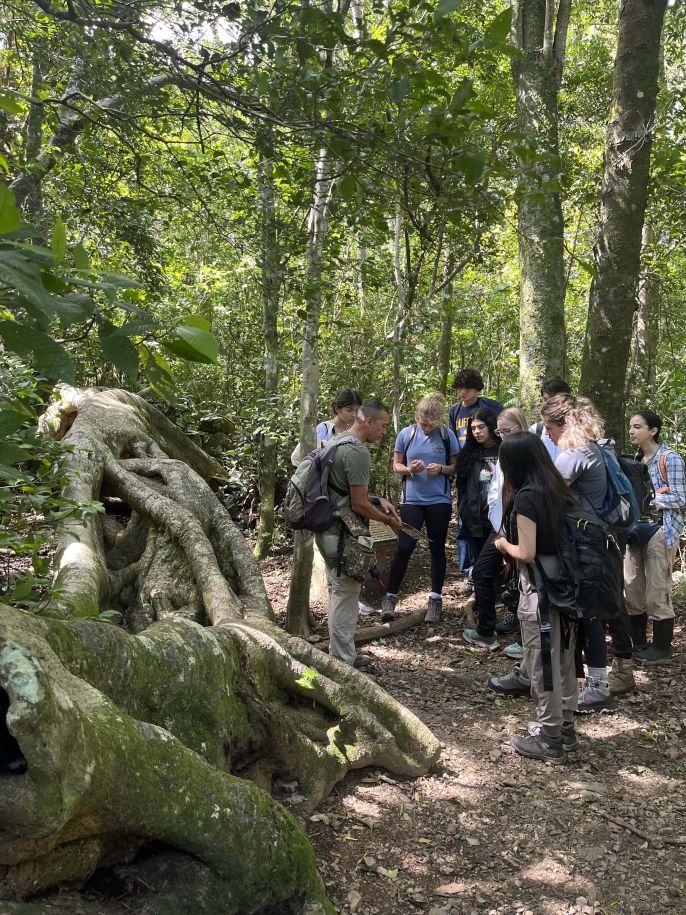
[380,595,397,622]
[576,677,617,714]
[608,657,636,695]
[495,611,519,635]
[488,665,531,697]
[463,628,499,651]
[358,600,377,617]
[426,596,442,623]
[504,642,524,660]
[629,612,648,651]
[528,720,578,751]
[636,618,673,665]
[456,578,474,595]
[510,731,565,765]
[353,654,371,669]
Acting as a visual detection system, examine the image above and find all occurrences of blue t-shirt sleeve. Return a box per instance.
[316,420,331,441]
[447,428,459,457]
[394,429,408,455]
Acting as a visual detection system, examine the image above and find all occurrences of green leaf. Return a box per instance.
[390,75,410,104]
[163,325,218,364]
[0,405,32,436]
[100,325,139,378]
[72,243,90,270]
[0,250,56,318]
[52,293,94,324]
[338,174,357,200]
[0,185,22,235]
[0,91,22,116]
[0,320,74,382]
[7,574,35,602]
[0,152,9,175]
[454,149,487,184]
[483,6,513,46]
[435,0,460,18]
[181,314,211,331]
[143,349,175,403]
[0,442,30,465]
[449,78,474,114]
[51,216,67,262]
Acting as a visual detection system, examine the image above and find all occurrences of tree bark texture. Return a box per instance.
[511,0,568,416]
[0,388,440,910]
[437,252,455,395]
[579,0,667,441]
[286,146,337,632]
[255,138,282,560]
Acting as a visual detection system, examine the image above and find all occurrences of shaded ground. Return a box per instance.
[262,540,686,915]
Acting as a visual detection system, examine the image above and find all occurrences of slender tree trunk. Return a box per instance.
[390,202,407,432]
[627,224,660,405]
[286,147,336,635]
[579,0,667,441]
[437,252,455,395]
[511,0,570,415]
[254,135,282,560]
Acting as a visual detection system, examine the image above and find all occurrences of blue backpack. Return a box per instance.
[593,443,640,532]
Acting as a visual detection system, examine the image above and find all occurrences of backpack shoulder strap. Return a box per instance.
[658,451,669,486]
[535,421,544,438]
[400,424,417,499]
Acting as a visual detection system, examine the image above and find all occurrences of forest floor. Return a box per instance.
[261,540,686,915]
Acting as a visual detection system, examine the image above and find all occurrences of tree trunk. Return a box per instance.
[390,202,407,432]
[511,0,570,415]
[579,0,667,442]
[286,147,336,635]
[437,252,455,395]
[627,223,660,405]
[255,136,282,560]
[0,388,440,910]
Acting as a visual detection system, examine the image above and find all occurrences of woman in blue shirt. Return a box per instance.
[381,393,459,624]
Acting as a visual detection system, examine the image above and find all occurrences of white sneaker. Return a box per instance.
[358,600,377,616]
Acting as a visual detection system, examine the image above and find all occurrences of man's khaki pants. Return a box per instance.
[325,565,361,666]
[624,527,676,621]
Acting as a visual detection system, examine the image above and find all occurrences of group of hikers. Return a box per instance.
[289,369,685,765]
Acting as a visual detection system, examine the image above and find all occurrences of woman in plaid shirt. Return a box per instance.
[625,410,686,664]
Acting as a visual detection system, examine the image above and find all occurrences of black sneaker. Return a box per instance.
[511,732,565,765]
[495,611,519,635]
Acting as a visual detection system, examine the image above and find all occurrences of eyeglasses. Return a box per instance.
[495,427,516,438]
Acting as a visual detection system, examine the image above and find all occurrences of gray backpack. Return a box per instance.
[284,436,356,532]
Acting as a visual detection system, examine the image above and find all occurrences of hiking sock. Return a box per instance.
[429,591,441,600]
[587,666,609,684]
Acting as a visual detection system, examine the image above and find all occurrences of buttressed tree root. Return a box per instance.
[1,388,440,913]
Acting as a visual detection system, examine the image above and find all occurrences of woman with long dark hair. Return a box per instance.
[625,410,686,663]
[493,432,579,764]
[455,408,499,568]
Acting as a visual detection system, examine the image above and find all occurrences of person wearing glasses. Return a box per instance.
[463,408,529,650]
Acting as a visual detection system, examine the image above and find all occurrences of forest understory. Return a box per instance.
[11,534,685,915]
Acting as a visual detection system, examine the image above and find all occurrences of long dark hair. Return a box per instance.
[499,432,577,549]
[632,410,662,459]
[455,408,499,484]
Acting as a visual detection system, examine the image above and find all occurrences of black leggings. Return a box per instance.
[386,503,452,595]
[575,604,634,674]
[472,535,504,637]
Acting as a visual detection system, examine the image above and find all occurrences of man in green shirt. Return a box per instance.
[316,399,402,668]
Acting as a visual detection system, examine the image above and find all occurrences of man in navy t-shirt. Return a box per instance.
[448,368,504,451]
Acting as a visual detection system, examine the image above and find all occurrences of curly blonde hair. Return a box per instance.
[541,394,605,451]
[416,392,446,428]
[498,406,528,433]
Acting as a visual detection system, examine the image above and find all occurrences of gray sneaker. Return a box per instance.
[380,594,397,622]
[358,600,377,617]
[511,731,565,765]
[426,596,442,623]
[488,665,531,697]
[528,720,578,751]
[504,642,524,660]
[463,628,499,651]
[576,677,617,715]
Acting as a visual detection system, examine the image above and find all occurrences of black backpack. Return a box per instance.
[284,436,356,533]
[618,453,653,518]
[530,509,624,691]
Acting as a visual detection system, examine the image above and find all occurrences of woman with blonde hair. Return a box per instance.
[381,393,459,623]
[463,406,529,650]
[541,393,635,708]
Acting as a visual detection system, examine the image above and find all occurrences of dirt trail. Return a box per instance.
[262,546,686,915]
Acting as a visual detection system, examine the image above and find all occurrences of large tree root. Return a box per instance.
[0,388,440,910]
